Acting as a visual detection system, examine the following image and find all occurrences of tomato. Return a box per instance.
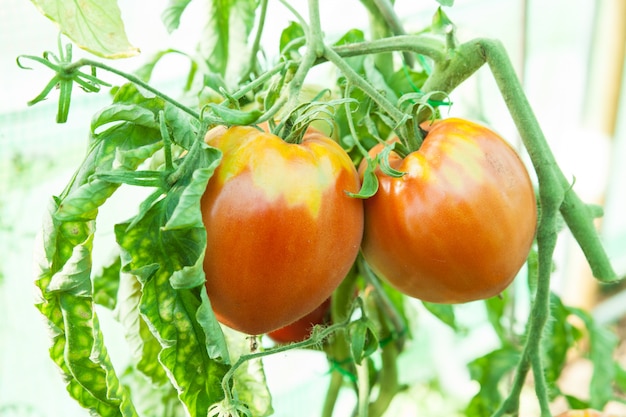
[360,118,537,303]
[267,297,331,344]
[201,125,363,335]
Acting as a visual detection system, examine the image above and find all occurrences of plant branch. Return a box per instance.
[66,59,200,119]
[323,45,407,126]
[369,0,415,67]
[331,35,446,63]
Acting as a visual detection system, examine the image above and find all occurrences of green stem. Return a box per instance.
[66,59,200,120]
[368,342,399,417]
[369,0,416,67]
[241,0,269,81]
[322,271,360,417]
[331,35,446,63]
[321,370,344,417]
[356,361,370,417]
[323,45,406,126]
[220,307,357,404]
[278,0,324,118]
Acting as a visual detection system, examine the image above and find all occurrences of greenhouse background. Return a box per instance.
[1,0,625,416]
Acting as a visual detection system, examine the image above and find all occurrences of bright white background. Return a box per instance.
[1,0,625,416]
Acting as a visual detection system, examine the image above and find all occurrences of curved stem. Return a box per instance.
[331,35,446,63]
[66,59,200,120]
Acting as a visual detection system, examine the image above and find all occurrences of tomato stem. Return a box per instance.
[65,58,201,120]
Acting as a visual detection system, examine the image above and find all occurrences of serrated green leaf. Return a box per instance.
[30,0,139,58]
[161,0,193,33]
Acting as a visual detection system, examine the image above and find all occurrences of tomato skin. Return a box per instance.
[201,125,363,335]
[360,118,537,303]
[267,297,331,344]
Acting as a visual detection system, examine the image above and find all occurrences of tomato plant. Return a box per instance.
[17,0,624,416]
[201,125,362,335]
[360,118,537,303]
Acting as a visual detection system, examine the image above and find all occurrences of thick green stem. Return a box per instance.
[368,343,399,417]
[331,35,446,63]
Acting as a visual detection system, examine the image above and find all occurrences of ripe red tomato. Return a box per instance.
[360,118,537,303]
[201,125,363,335]
[267,297,331,344]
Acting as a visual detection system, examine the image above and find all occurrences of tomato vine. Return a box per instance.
[18,0,624,416]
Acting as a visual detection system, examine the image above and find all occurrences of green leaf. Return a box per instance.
[345,158,379,199]
[279,21,306,58]
[115,272,169,385]
[91,104,159,134]
[93,255,122,310]
[568,306,619,410]
[378,143,405,178]
[349,319,379,365]
[542,294,582,399]
[115,145,230,416]
[432,7,456,35]
[436,0,454,6]
[422,301,457,331]
[199,0,260,83]
[207,103,262,126]
[34,198,138,416]
[161,0,194,33]
[334,29,366,72]
[30,0,139,58]
[222,328,273,416]
[164,103,201,150]
[465,346,520,416]
[484,293,508,344]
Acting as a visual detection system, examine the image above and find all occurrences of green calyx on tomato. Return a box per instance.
[360,118,537,304]
[201,125,364,335]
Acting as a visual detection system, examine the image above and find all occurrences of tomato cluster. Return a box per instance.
[201,118,537,336]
